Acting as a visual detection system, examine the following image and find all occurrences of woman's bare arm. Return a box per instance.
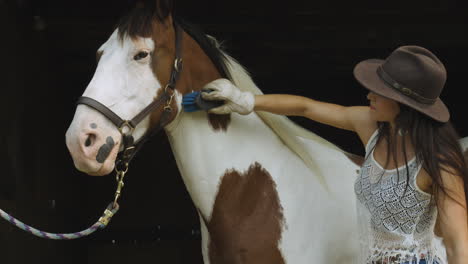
[254,94,377,144]
[202,79,377,145]
[437,168,468,264]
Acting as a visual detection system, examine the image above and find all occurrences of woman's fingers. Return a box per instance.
[201,90,223,100]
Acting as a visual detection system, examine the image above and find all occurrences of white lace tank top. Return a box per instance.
[354,129,447,264]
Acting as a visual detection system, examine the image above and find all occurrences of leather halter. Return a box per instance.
[77,23,183,170]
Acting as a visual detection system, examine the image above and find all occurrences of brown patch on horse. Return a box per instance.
[206,114,230,132]
[206,162,286,264]
[345,152,365,167]
[149,16,231,131]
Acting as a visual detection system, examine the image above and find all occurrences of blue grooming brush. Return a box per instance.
[182,89,225,112]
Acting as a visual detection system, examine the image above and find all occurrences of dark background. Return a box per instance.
[0,0,467,263]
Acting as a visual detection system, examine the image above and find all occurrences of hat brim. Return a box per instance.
[353,59,450,123]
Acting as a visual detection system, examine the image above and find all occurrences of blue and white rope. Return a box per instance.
[0,202,119,240]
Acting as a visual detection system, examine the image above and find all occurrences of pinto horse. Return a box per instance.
[67,1,466,263]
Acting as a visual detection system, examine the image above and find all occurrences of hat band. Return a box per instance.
[376,66,436,105]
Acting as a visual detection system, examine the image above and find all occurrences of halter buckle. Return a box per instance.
[174,58,183,72]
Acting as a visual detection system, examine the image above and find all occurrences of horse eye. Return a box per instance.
[134,51,149,61]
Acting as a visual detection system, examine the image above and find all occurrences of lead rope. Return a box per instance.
[0,92,174,240]
[0,166,125,240]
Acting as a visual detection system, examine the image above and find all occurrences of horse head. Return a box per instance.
[65,0,228,176]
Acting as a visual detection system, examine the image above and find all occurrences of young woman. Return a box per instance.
[201,46,468,264]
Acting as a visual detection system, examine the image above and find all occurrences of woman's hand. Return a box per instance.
[201,79,255,115]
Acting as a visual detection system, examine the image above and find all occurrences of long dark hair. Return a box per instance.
[376,104,468,214]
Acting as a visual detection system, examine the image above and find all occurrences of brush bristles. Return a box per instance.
[182,92,202,112]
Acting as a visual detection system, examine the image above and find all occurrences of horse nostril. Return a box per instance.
[85,134,96,147]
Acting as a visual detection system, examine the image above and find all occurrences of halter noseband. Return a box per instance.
[77,23,183,171]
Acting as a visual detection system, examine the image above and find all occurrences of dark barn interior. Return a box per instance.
[0,0,467,263]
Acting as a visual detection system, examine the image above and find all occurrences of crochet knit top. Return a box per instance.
[354,129,447,264]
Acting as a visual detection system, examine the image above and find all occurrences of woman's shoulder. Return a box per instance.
[345,106,378,147]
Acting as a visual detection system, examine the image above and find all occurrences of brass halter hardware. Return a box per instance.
[113,167,128,207]
[174,58,183,72]
[164,87,176,112]
[118,120,135,136]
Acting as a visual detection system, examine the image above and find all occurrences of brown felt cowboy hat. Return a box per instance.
[353,45,450,122]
